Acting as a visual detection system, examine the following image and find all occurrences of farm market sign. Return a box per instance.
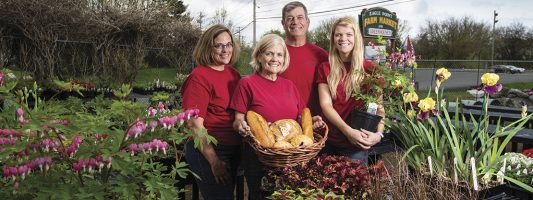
[360,7,398,38]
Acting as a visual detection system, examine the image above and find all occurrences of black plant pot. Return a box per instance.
[349,109,383,132]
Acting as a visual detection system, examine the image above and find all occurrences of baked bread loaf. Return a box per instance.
[301,108,313,139]
[273,141,293,148]
[270,119,302,142]
[290,134,314,147]
[246,111,275,147]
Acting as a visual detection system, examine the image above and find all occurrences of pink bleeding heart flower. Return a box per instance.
[17,108,24,123]
[0,71,4,86]
[126,119,147,140]
[149,120,158,132]
[159,116,178,130]
[148,106,156,116]
[157,102,165,112]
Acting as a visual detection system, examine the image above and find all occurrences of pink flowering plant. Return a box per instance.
[354,36,416,114]
[0,81,213,198]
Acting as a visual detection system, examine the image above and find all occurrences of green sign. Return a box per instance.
[359,7,398,38]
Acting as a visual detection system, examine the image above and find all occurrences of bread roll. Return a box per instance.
[273,141,293,148]
[290,135,314,147]
[270,119,302,142]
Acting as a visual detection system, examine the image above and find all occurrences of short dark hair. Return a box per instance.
[192,24,240,66]
[281,1,308,21]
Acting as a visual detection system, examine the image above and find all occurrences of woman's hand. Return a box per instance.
[233,112,251,135]
[311,115,326,131]
[361,129,382,146]
[209,159,231,185]
[343,128,373,150]
[237,120,250,134]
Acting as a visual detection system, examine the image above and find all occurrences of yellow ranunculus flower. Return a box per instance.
[481,73,499,86]
[436,67,451,81]
[418,97,436,112]
[403,92,419,103]
[392,79,402,88]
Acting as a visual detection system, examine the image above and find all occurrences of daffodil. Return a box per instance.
[418,97,436,112]
[403,92,419,103]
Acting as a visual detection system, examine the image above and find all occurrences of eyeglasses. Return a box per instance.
[213,42,233,50]
[262,51,284,59]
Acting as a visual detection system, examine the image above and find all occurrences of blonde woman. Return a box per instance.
[317,17,385,164]
[231,34,324,199]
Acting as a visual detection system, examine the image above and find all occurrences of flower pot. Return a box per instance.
[349,109,382,132]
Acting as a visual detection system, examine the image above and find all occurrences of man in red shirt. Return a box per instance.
[279,1,328,116]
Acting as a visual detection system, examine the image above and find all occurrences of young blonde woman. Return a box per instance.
[317,16,385,164]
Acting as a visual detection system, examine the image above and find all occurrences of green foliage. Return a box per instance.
[150,92,172,104]
[0,81,207,199]
[133,68,178,88]
[388,71,533,190]
[112,84,132,100]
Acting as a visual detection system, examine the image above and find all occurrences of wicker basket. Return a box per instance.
[242,125,328,168]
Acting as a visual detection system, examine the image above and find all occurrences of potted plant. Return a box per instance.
[350,36,416,132]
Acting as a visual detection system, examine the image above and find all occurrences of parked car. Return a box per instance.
[491,65,525,74]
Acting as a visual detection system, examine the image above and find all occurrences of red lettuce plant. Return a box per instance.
[264,155,388,198]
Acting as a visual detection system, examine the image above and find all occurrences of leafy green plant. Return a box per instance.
[388,70,533,192]
[150,91,171,104]
[354,36,416,113]
[0,81,214,199]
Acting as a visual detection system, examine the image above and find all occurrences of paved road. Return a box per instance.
[409,68,533,91]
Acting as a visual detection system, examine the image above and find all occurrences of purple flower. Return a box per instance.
[417,111,430,120]
[483,83,502,95]
[149,120,158,132]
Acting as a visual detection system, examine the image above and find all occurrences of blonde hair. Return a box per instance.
[250,34,290,73]
[327,16,364,100]
[192,24,240,66]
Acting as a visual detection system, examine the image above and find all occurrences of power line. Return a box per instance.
[256,0,394,20]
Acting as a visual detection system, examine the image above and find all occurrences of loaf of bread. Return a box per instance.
[246,111,275,147]
[273,141,293,148]
[290,134,314,147]
[301,108,313,140]
[270,119,302,142]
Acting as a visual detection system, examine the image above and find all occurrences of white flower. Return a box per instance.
[7,73,16,79]
[523,169,528,175]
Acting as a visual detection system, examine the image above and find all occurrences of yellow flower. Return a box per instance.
[403,92,419,103]
[407,110,415,118]
[392,79,402,88]
[418,97,436,112]
[436,67,451,81]
[481,73,499,86]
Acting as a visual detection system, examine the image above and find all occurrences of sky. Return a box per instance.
[183,0,533,43]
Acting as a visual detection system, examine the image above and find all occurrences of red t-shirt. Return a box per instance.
[230,73,304,123]
[280,42,328,116]
[181,65,242,145]
[316,60,373,148]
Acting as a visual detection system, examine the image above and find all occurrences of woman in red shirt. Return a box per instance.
[317,17,385,164]
[181,24,241,200]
